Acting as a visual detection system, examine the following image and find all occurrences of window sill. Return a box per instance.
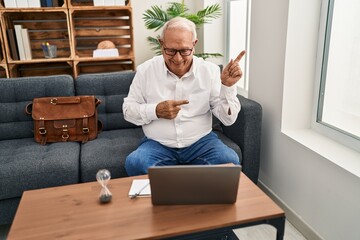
[237,85,248,98]
[282,128,360,178]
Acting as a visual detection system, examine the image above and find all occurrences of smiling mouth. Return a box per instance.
[170,60,184,65]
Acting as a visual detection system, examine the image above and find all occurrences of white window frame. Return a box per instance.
[281,0,360,177]
[225,0,251,97]
[312,0,360,153]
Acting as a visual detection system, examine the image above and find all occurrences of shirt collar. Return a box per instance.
[162,56,198,79]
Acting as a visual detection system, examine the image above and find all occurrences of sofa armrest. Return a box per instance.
[222,95,262,183]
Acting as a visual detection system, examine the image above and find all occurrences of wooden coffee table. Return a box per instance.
[7,173,285,240]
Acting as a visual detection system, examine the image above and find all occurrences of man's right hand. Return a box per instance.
[156,100,189,119]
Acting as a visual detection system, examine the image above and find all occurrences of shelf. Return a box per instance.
[1,10,71,62]
[68,0,131,8]
[67,0,93,8]
[0,0,134,78]
[0,0,66,9]
[8,57,72,64]
[0,24,5,64]
[8,61,73,77]
[74,58,133,77]
[0,64,8,78]
[75,55,132,62]
[69,8,133,59]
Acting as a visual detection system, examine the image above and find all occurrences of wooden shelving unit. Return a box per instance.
[0,0,134,78]
[0,24,8,78]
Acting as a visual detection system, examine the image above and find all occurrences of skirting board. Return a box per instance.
[257,180,324,240]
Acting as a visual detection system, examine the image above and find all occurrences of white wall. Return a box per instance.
[249,0,360,240]
[202,0,225,65]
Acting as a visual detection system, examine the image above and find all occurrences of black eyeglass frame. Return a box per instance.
[163,47,194,56]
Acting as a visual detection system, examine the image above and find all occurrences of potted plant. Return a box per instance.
[143,1,223,60]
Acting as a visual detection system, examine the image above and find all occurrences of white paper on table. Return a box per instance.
[128,179,151,198]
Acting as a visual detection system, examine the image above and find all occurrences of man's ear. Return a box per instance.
[193,39,198,46]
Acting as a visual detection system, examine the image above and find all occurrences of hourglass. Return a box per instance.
[96,169,112,203]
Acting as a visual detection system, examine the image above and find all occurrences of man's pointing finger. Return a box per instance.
[174,100,189,106]
[234,50,246,63]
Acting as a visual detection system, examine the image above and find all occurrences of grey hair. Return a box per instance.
[159,17,197,42]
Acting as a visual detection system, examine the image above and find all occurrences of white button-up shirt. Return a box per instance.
[123,56,241,148]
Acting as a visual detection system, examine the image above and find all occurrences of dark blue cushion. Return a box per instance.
[0,75,75,140]
[75,71,137,131]
[80,128,144,182]
[0,138,80,200]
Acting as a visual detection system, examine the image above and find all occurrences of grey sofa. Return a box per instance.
[0,71,262,225]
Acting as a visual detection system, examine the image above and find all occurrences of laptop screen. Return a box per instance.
[148,165,242,205]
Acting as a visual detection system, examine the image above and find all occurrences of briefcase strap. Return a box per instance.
[37,117,93,145]
[38,119,47,145]
[82,117,89,143]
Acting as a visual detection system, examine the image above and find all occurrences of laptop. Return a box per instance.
[148,165,242,205]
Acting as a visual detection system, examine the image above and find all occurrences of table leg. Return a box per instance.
[266,216,286,240]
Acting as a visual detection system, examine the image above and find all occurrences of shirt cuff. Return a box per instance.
[220,84,237,98]
[143,103,158,122]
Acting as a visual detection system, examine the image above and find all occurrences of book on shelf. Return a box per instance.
[6,29,19,60]
[115,0,125,6]
[14,25,26,61]
[4,0,42,8]
[4,0,18,7]
[16,0,28,7]
[21,28,32,60]
[103,0,115,6]
[93,0,104,6]
[94,0,124,6]
[93,48,119,58]
[40,0,53,7]
[52,0,59,7]
[46,0,53,7]
[28,0,41,7]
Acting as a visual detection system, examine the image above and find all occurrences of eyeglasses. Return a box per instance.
[163,47,193,56]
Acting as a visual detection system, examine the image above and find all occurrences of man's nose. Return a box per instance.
[173,51,183,60]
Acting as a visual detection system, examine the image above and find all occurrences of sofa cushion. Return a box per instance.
[80,128,241,183]
[80,128,144,182]
[0,138,80,200]
[0,75,75,140]
[0,197,20,225]
[215,130,242,162]
[75,71,137,131]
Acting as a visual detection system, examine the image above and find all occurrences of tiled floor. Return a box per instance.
[234,220,307,240]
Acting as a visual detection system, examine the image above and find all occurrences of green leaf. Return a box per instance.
[182,14,200,25]
[194,53,223,60]
[143,5,169,31]
[147,36,162,55]
[166,2,188,18]
[196,3,222,24]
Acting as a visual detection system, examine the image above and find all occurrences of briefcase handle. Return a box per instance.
[25,96,101,115]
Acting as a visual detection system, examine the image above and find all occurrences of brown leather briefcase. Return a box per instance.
[26,96,101,145]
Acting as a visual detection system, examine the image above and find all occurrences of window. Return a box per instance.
[314,0,360,151]
[226,0,250,93]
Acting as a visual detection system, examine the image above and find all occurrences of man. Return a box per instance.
[123,17,246,176]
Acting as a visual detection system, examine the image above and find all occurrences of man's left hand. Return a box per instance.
[221,50,246,87]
